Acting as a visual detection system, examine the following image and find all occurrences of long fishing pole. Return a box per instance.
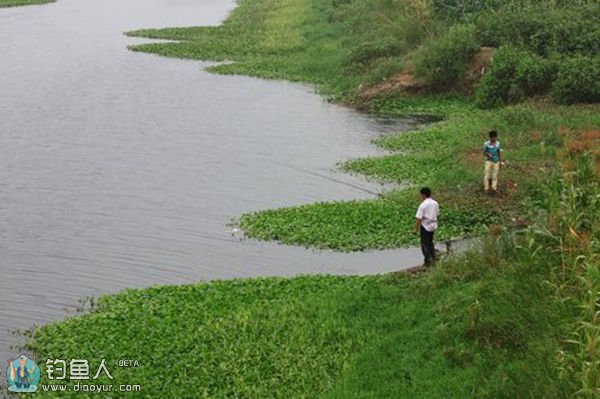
[268,160,383,196]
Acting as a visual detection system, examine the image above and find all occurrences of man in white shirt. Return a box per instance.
[415,187,439,266]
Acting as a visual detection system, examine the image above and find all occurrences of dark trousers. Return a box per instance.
[420,226,435,265]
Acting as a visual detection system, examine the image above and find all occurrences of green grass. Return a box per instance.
[23,264,564,398]
[0,0,54,8]
[27,277,384,398]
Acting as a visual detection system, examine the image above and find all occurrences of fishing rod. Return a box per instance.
[268,160,383,196]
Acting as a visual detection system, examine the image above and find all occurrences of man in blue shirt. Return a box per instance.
[483,130,503,193]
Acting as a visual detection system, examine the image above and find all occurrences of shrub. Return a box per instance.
[476,3,600,56]
[476,9,547,54]
[414,24,479,89]
[551,55,600,105]
[515,53,557,94]
[475,46,555,108]
[550,7,600,55]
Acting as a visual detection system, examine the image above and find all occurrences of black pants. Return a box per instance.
[420,226,435,265]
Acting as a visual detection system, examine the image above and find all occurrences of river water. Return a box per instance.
[0,0,427,361]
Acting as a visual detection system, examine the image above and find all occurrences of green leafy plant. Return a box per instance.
[551,55,600,105]
[414,24,480,90]
[475,46,555,108]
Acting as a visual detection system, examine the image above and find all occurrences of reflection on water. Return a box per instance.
[0,0,431,359]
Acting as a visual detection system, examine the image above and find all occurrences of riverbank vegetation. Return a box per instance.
[23,0,600,397]
[127,0,600,106]
[127,0,600,251]
[0,0,54,8]
[240,103,599,250]
[27,151,599,397]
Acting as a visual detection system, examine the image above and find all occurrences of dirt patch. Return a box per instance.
[358,68,426,102]
[458,46,495,93]
[529,130,543,144]
[358,46,496,101]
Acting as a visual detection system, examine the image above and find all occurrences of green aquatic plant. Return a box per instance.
[239,195,490,252]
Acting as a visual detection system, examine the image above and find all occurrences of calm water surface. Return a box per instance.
[0,0,427,360]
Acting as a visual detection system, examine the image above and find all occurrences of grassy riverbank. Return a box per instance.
[21,0,599,397]
[127,0,600,250]
[25,155,599,397]
[0,0,54,8]
[240,102,599,250]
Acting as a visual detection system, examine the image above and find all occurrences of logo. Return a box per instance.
[6,355,41,393]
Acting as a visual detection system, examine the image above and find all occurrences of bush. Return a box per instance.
[414,24,480,89]
[475,46,555,108]
[551,55,600,105]
[476,9,547,54]
[476,3,600,56]
[515,54,556,95]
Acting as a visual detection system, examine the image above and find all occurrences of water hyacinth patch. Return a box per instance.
[239,195,490,252]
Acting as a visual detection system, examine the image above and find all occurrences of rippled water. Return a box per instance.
[0,0,427,360]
